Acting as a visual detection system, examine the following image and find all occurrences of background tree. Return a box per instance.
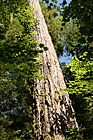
[40,1,63,57]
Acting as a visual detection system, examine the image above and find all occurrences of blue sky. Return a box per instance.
[50,0,72,64]
[57,0,72,64]
[57,0,71,6]
[44,0,72,64]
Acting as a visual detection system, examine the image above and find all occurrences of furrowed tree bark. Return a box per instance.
[29,0,78,139]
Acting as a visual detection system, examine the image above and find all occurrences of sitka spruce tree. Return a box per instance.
[39,0,93,139]
[0,0,78,140]
[30,0,78,140]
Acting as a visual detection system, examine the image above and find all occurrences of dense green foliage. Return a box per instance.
[60,19,93,58]
[61,0,93,139]
[64,54,93,139]
[61,0,93,59]
[62,0,93,43]
[0,1,43,139]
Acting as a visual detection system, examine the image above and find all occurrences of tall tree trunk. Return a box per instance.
[29,0,78,139]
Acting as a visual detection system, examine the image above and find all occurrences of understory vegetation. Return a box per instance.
[0,1,43,139]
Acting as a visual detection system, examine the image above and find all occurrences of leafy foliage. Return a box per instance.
[62,0,93,43]
[65,53,93,139]
[60,0,93,139]
[0,1,43,139]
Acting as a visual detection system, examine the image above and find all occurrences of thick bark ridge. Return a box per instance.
[29,0,78,139]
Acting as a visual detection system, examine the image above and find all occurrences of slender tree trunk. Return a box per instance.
[29,0,78,139]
